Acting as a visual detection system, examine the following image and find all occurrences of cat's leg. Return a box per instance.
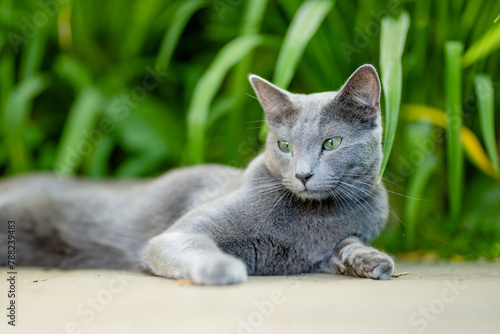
[327,236,394,280]
[143,231,247,285]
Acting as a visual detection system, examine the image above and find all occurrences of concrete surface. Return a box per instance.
[1,261,499,334]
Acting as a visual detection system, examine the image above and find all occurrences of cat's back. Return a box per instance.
[148,163,245,214]
[0,163,244,216]
[0,172,148,211]
[0,163,245,225]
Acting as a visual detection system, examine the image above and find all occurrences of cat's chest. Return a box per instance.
[214,188,375,275]
[218,207,345,275]
[217,230,338,275]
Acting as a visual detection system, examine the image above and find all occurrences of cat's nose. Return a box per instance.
[295,173,313,186]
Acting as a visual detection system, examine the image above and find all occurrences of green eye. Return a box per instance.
[323,137,342,151]
[278,141,293,153]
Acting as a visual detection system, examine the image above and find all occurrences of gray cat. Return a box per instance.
[0,64,394,285]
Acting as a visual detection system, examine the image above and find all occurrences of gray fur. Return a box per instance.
[0,64,393,284]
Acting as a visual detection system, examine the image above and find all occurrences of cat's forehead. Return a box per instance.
[270,90,357,138]
[293,91,338,109]
[290,91,340,132]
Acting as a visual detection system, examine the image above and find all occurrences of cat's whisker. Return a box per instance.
[338,179,405,220]
[341,176,425,201]
[264,189,289,221]
[249,179,287,197]
[245,92,261,102]
[335,183,379,231]
[246,93,281,118]
[251,181,285,188]
[250,184,283,191]
[287,190,294,208]
[246,126,269,130]
[340,174,408,193]
[250,182,282,187]
[333,180,386,204]
[245,119,280,130]
[249,185,285,195]
[335,183,378,222]
[248,92,293,128]
[250,187,285,196]
[328,189,353,231]
[245,120,268,123]
[245,119,280,127]
[334,180,405,227]
[252,176,283,183]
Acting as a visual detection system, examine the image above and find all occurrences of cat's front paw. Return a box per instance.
[186,255,248,285]
[345,248,394,280]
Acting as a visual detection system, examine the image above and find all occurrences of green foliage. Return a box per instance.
[54,87,105,175]
[404,154,438,250]
[475,75,499,174]
[3,74,48,173]
[463,20,500,67]
[184,34,266,164]
[379,12,409,180]
[259,0,333,139]
[155,0,209,73]
[1,0,499,259]
[273,0,333,89]
[444,42,464,225]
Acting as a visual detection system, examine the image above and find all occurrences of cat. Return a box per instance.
[0,64,394,285]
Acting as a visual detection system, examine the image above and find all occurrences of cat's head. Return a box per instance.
[249,64,383,201]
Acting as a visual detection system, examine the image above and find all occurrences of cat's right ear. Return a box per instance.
[334,64,381,117]
[248,74,294,123]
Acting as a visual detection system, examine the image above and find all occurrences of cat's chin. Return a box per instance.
[292,189,330,201]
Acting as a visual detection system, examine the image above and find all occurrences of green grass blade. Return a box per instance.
[3,75,48,173]
[112,98,180,177]
[403,104,498,179]
[379,12,410,181]
[120,0,165,58]
[117,96,184,163]
[53,87,104,177]
[116,153,165,178]
[444,41,464,223]
[19,26,49,80]
[226,0,269,162]
[259,0,333,140]
[474,74,499,174]
[404,154,438,250]
[463,20,500,67]
[53,54,93,92]
[83,135,114,177]
[155,0,208,72]
[71,0,109,71]
[0,50,15,115]
[184,34,266,164]
[240,0,269,34]
[461,0,485,33]
[273,0,333,88]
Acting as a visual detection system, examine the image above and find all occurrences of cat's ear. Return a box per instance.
[335,64,381,115]
[249,74,294,123]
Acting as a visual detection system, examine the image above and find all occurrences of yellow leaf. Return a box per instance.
[402,104,499,180]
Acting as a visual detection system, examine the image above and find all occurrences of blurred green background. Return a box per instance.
[1,0,499,259]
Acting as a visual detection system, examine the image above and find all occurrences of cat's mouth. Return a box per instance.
[283,178,331,200]
[294,187,329,201]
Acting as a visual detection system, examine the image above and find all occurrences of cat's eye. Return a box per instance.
[278,141,293,153]
[323,137,342,151]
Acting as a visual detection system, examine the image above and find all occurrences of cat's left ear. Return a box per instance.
[248,74,295,124]
[335,64,381,114]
